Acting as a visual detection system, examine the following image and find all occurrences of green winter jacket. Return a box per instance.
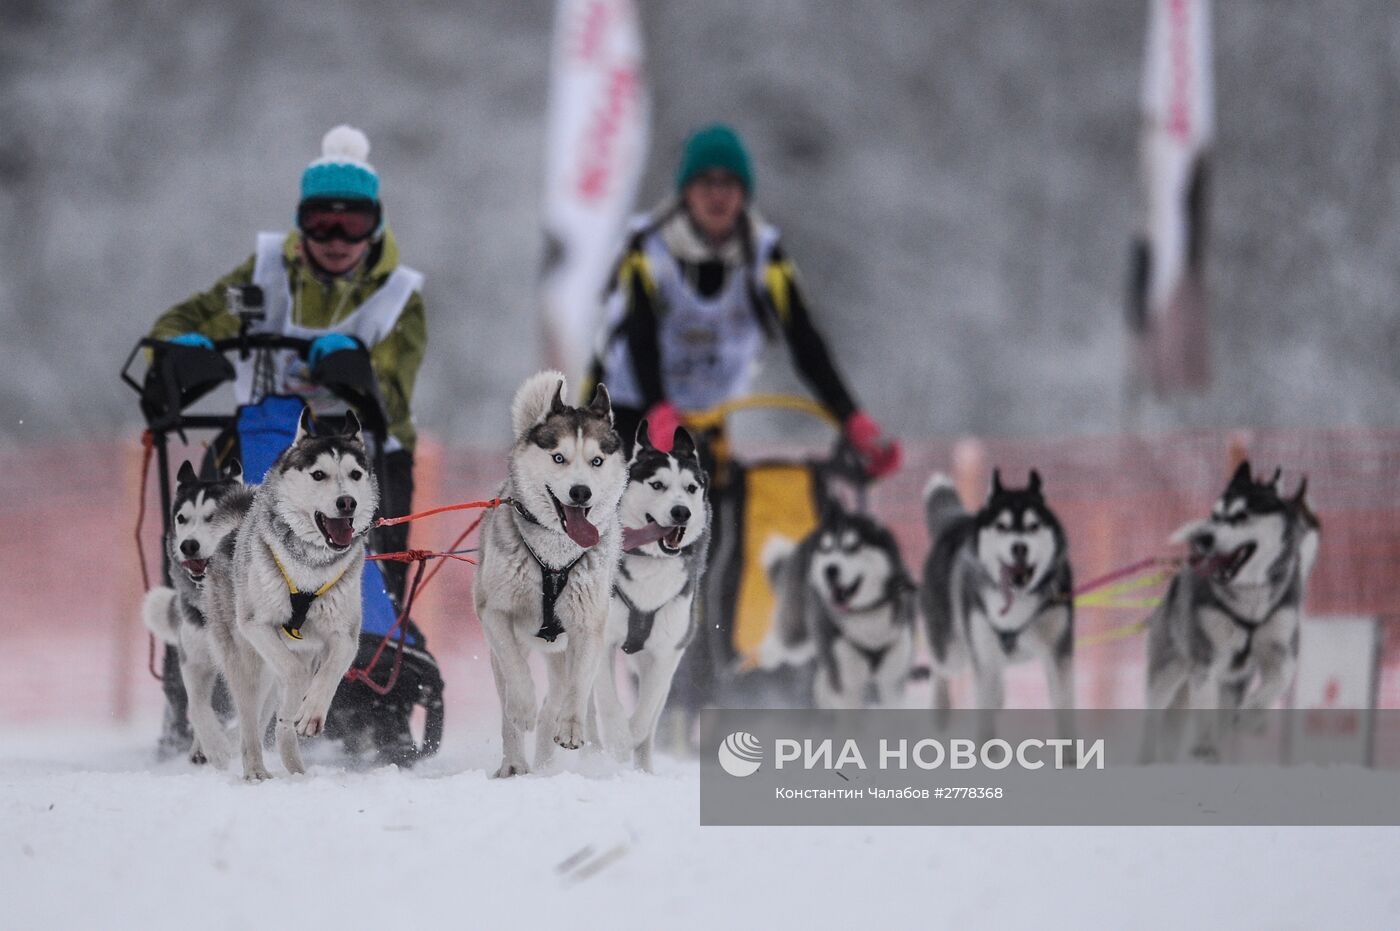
[151,230,427,453]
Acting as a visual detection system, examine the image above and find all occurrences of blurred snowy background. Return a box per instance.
[2,0,1398,447]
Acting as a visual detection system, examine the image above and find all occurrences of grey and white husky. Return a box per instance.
[205,409,379,781]
[921,471,1074,730]
[142,460,252,767]
[474,371,627,777]
[763,501,918,709]
[1142,460,1319,761]
[592,421,709,770]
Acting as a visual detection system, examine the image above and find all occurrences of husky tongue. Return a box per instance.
[562,505,599,548]
[623,523,669,551]
[322,516,355,548]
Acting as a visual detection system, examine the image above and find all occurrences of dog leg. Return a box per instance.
[972,664,1004,743]
[1044,648,1076,745]
[535,652,567,770]
[293,632,357,739]
[592,650,631,761]
[276,662,313,776]
[487,650,530,778]
[930,675,952,731]
[181,659,231,770]
[1187,674,1222,762]
[555,623,605,751]
[482,613,537,736]
[224,641,272,782]
[630,648,683,773]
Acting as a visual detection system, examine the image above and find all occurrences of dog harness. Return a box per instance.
[512,501,584,643]
[269,547,351,640]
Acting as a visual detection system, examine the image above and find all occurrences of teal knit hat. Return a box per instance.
[675,123,753,194]
[300,125,380,203]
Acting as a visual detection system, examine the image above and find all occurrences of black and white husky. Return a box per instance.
[1142,460,1319,761]
[921,471,1074,730]
[142,460,252,767]
[204,410,379,781]
[763,502,918,709]
[592,421,710,770]
[474,371,628,777]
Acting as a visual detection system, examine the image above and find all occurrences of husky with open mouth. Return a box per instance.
[921,470,1074,732]
[1143,460,1319,761]
[142,460,252,767]
[762,500,918,709]
[592,421,709,770]
[475,371,627,777]
[203,409,379,781]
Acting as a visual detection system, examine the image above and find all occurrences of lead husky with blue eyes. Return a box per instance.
[921,470,1074,730]
[591,421,710,770]
[475,371,628,777]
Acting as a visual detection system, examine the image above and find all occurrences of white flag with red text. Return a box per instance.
[539,0,649,392]
[1128,0,1213,394]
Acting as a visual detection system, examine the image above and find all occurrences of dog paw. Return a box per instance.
[1190,743,1220,763]
[243,765,273,783]
[1234,708,1268,735]
[505,695,536,734]
[553,715,585,750]
[294,698,329,738]
[492,759,529,779]
[190,748,208,766]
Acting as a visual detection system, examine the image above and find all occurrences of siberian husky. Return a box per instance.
[762,501,918,709]
[142,460,252,767]
[1143,460,1319,761]
[921,471,1074,732]
[592,421,710,770]
[474,372,627,777]
[205,409,379,781]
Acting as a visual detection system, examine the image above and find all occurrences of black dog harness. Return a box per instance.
[512,501,584,643]
[270,548,350,641]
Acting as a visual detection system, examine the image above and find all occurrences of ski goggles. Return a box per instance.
[297,200,381,243]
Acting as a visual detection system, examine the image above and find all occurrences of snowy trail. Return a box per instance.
[4,724,1400,929]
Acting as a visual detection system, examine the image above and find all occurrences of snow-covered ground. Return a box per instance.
[5,720,1399,929]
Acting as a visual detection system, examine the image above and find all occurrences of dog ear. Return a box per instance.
[177,460,198,487]
[1228,459,1252,491]
[634,418,654,453]
[671,426,697,460]
[989,468,1004,500]
[294,407,314,444]
[224,459,244,485]
[1292,475,1309,506]
[550,380,568,416]
[587,383,613,423]
[1027,469,1043,496]
[342,409,363,442]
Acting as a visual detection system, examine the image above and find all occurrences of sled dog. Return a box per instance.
[475,372,627,777]
[592,421,710,770]
[921,471,1074,732]
[1143,461,1319,761]
[205,410,378,781]
[763,500,918,709]
[142,460,252,767]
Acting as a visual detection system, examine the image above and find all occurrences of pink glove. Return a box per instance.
[845,411,902,480]
[645,401,682,453]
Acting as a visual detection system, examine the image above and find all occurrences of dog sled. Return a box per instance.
[669,395,873,716]
[121,285,444,765]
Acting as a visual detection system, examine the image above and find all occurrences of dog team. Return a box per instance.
[145,369,1319,779]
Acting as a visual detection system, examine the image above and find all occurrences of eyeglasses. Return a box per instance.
[297,201,380,243]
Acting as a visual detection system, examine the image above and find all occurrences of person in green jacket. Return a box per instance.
[150,126,427,759]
